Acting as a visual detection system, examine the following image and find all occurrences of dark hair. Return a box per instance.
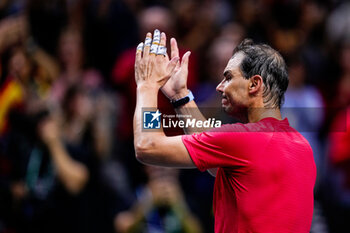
[233,39,289,108]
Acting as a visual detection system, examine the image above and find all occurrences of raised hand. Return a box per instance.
[134,30,179,89]
[161,37,191,99]
[38,117,60,145]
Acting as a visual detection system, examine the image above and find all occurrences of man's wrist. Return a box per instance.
[171,90,194,108]
[137,83,160,92]
[171,89,190,101]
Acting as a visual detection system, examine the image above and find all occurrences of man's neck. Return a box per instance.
[247,107,282,123]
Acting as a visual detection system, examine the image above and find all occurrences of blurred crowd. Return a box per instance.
[0,0,350,232]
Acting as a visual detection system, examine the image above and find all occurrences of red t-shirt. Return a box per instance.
[182,117,316,233]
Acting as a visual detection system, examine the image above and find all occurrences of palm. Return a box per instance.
[161,38,191,99]
[161,62,188,98]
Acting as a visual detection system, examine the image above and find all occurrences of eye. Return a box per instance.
[225,74,232,81]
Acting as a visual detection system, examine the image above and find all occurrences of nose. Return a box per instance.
[216,79,224,94]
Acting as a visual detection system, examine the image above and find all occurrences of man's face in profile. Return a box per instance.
[216,52,250,117]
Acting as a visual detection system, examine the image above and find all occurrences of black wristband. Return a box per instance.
[171,90,194,108]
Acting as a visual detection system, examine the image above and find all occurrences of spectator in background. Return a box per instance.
[0,13,60,233]
[50,25,120,162]
[50,27,102,106]
[46,25,133,233]
[1,84,132,233]
[115,166,202,233]
[0,13,131,233]
[0,15,59,135]
[39,86,133,233]
[38,88,93,232]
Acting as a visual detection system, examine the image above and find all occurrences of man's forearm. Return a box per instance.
[133,85,164,155]
[175,101,208,134]
[171,90,208,134]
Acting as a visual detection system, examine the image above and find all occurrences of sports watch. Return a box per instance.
[171,90,194,108]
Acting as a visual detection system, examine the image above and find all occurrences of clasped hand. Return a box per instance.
[134,29,191,98]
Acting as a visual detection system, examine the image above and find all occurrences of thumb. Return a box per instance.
[167,56,180,74]
[181,51,191,71]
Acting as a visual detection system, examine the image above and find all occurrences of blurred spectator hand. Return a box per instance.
[149,179,184,206]
[161,37,191,100]
[38,117,60,145]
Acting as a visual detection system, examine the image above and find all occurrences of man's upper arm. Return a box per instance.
[136,135,196,168]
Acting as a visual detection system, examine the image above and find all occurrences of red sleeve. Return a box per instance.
[181,124,273,172]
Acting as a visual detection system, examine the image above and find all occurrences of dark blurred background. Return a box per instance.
[0,0,350,232]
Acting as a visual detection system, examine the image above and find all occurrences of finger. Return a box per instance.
[150,29,160,55]
[157,32,168,59]
[135,42,143,64]
[157,45,168,58]
[167,56,180,73]
[159,32,166,46]
[143,32,152,58]
[181,51,191,70]
[170,38,179,59]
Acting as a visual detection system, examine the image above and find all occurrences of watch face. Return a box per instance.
[171,91,194,108]
[173,97,188,108]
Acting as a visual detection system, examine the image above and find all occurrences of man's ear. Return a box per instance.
[248,75,263,94]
